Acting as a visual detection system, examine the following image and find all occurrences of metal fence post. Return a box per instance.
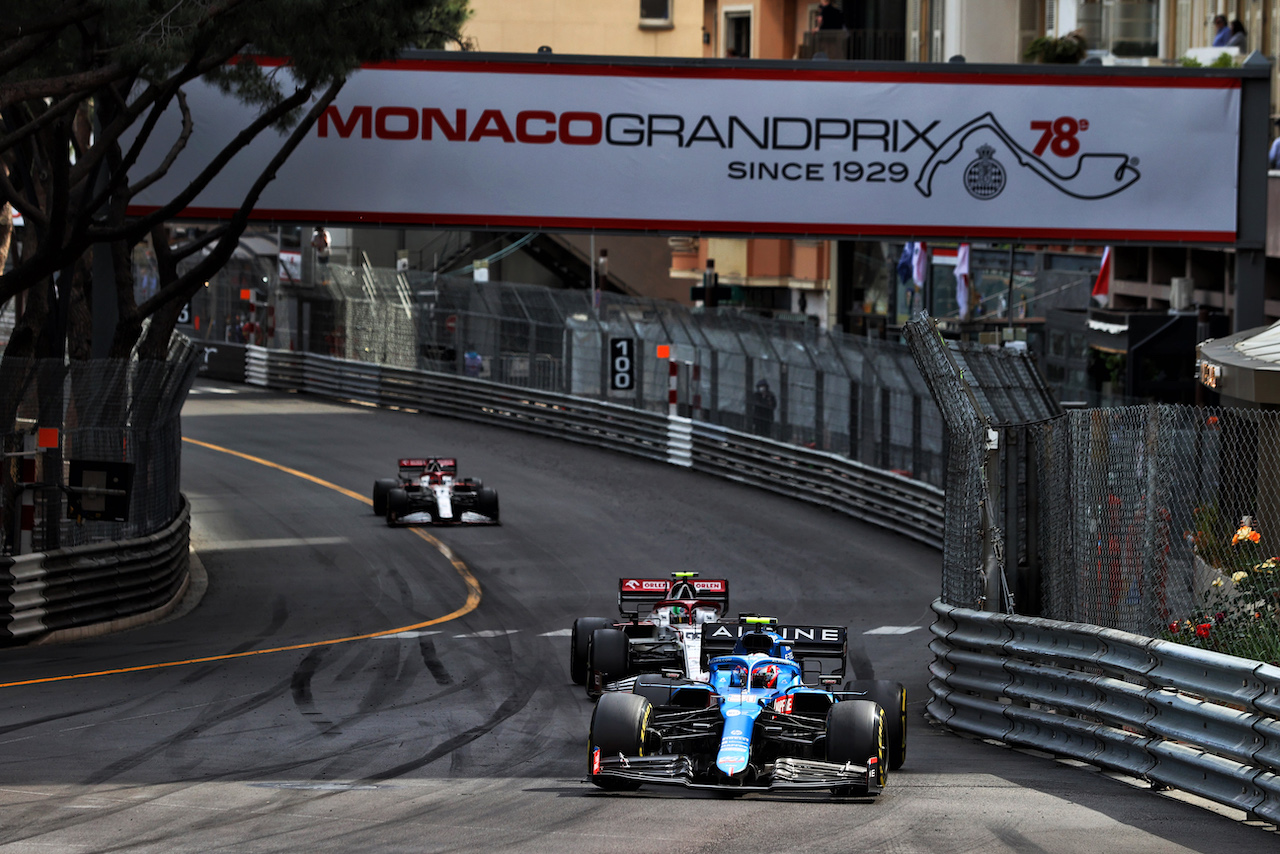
[779,363,790,443]
[912,394,923,477]
[879,387,891,469]
[849,379,861,463]
[710,349,720,425]
[815,370,825,449]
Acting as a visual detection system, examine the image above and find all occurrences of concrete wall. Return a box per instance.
[464,0,704,56]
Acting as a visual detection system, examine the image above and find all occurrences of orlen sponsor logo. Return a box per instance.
[621,579,670,592]
[620,578,728,592]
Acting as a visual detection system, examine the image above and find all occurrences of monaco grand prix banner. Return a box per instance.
[126,56,1243,243]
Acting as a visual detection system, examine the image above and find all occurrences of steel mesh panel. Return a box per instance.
[902,315,988,607]
[0,337,197,553]
[265,268,947,486]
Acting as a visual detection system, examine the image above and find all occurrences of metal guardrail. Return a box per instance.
[241,346,946,548]
[930,599,1280,824]
[0,498,190,643]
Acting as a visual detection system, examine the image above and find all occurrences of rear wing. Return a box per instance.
[699,621,847,680]
[617,577,729,617]
[398,457,458,476]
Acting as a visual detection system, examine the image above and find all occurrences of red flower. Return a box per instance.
[1169,622,1180,634]
[1215,612,1226,623]
[1196,623,1212,638]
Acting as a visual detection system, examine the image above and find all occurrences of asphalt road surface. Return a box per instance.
[0,379,1272,852]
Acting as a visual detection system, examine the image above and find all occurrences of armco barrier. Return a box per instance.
[239,346,946,547]
[930,599,1280,823]
[0,498,190,643]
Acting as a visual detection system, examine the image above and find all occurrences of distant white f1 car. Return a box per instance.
[372,457,500,526]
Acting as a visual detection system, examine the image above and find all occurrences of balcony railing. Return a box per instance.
[798,29,906,62]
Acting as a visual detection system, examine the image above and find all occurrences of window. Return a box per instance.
[724,8,751,57]
[640,0,672,28]
[1077,0,1158,57]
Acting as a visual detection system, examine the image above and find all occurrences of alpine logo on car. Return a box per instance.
[703,623,844,644]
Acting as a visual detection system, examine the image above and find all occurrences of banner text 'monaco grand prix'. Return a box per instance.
[126,56,1243,243]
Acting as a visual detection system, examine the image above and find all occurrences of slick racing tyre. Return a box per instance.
[570,618,612,685]
[847,680,907,770]
[477,487,500,522]
[372,478,398,516]
[588,692,651,791]
[826,699,887,797]
[385,487,409,527]
[589,628,630,690]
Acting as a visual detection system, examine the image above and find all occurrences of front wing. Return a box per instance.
[590,751,884,794]
[393,509,499,526]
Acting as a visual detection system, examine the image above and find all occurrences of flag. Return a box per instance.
[955,244,971,321]
[1091,247,1111,307]
[911,241,928,286]
[896,244,913,285]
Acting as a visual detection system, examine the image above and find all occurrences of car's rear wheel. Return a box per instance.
[372,478,398,516]
[588,628,630,697]
[846,679,907,770]
[588,692,651,790]
[826,699,886,797]
[385,487,409,527]
[570,618,612,685]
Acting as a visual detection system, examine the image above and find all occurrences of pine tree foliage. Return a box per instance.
[0,0,469,360]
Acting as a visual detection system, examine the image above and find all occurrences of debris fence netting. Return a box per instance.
[0,335,198,553]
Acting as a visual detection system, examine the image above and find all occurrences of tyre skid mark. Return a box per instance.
[0,442,483,691]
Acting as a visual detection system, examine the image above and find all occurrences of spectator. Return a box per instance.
[752,379,777,436]
[464,345,483,378]
[1269,119,1280,171]
[813,0,845,31]
[1227,19,1247,49]
[1211,14,1229,46]
[311,226,331,264]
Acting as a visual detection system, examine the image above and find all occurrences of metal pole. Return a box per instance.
[1006,243,1016,325]
[1234,53,1270,331]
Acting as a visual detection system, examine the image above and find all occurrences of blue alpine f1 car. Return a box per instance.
[587,616,906,797]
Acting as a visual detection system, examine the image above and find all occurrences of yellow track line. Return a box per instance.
[0,438,483,689]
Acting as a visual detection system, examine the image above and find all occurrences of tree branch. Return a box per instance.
[135,78,342,319]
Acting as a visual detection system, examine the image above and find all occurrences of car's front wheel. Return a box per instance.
[570,618,611,685]
[587,628,630,698]
[826,699,886,797]
[846,679,907,770]
[477,487,500,522]
[372,478,398,516]
[587,692,651,790]
[385,487,409,527]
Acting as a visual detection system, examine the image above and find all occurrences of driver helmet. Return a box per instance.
[428,472,444,485]
[751,664,780,690]
[668,604,690,624]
